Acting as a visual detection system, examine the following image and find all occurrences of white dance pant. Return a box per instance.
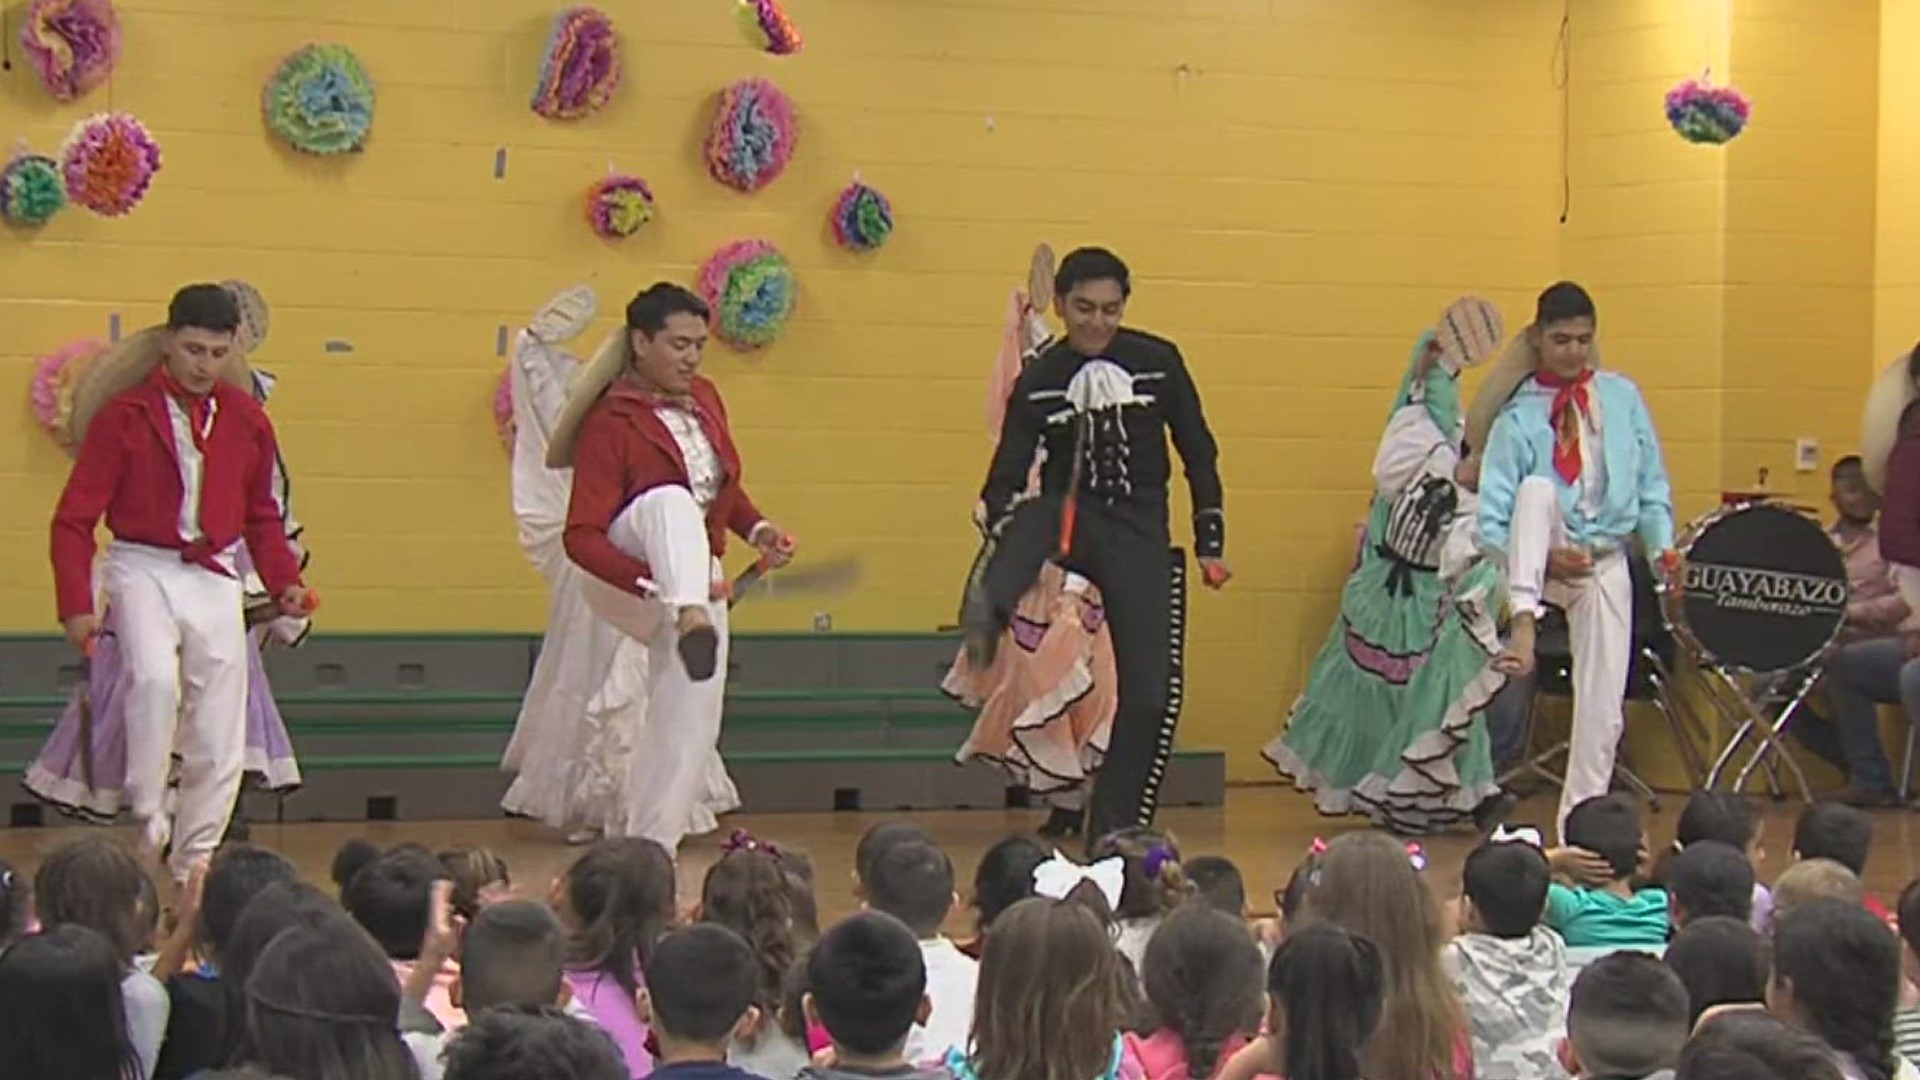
[1506,477,1635,841]
[579,486,729,851]
[104,541,248,880]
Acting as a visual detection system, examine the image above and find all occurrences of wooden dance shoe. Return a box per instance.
[1037,807,1084,839]
[676,607,720,682]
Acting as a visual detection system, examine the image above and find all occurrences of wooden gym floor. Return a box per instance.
[0,786,1915,920]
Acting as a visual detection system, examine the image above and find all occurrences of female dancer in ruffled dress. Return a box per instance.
[1264,298,1513,835]
[497,286,738,844]
[944,246,1120,840]
[25,281,305,824]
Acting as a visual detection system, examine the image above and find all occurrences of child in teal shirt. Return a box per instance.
[1545,795,1670,948]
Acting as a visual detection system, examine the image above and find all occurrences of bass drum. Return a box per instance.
[1665,501,1848,675]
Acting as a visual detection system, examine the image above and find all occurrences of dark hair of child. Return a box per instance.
[648,923,762,1045]
[1792,801,1873,876]
[866,840,955,939]
[1183,855,1247,916]
[969,833,1048,936]
[0,924,142,1080]
[1562,794,1645,880]
[776,845,821,945]
[1089,826,1191,920]
[855,822,932,888]
[460,900,568,1014]
[1136,903,1265,1079]
[1770,899,1903,1080]
[1663,916,1767,1028]
[440,1005,628,1080]
[1460,839,1551,938]
[805,910,927,1058]
[562,837,676,999]
[0,859,28,949]
[1566,952,1690,1079]
[241,917,422,1080]
[970,896,1136,1080]
[33,835,149,966]
[1267,922,1385,1080]
[217,881,349,1064]
[1899,879,1920,967]
[1677,1011,1845,1080]
[701,839,803,1046]
[1666,841,1756,925]
[1677,791,1760,850]
[331,838,382,895]
[199,845,300,960]
[437,846,511,922]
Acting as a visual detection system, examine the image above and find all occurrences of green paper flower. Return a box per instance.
[264,44,376,155]
[1,155,67,227]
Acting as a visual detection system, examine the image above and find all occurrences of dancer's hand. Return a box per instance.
[1547,547,1594,581]
[62,613,99,653]
[750,523,796,569]
[278,585,316,616]
[1199,556,1232,589]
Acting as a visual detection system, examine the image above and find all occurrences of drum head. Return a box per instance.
[1677,503,1847,673]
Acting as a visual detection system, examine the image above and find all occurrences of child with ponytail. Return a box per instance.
[701,830,815,1080]
[1089,827,1192,971]
[557,836,678,1078]
[1126,903,1267,1080]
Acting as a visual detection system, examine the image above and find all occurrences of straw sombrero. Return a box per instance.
[1027,243,1056,308]
[545,327,631,470]
[529,284,597,346]
[1463,327,1605,455]
[1433,296,1504,373]
[67,282,269,455]
[1861,352,1917,494]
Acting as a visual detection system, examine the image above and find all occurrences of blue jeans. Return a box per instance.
[1794,637,1920,795]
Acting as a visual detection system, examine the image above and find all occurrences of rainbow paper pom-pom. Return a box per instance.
[736,0,802,55]
[532,7,621,120]
[831,180,893,252]
[585,174,655,239]
[30,338,109,450]
[1664,77,1751,145]
[60,112,161,216]
[705,78,798,193]
[699,240,797,350]
[493,369,516,454]
[1,154,68,228]
[264,44,377,154]
[19,0,121,103]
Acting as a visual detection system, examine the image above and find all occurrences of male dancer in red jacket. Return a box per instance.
[547,282,793,851]
[51,283,311,878]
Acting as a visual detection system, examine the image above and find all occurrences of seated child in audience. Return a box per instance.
[1444,833,1571,1080]
[559,837,677,1079]
[1898,882,1920,1070]
[1769,899,1920,1080]
[864,840,978,1061]
[701,832,814,1080]
[1230,921,1387,1080]
[0,858,29,949]
[35,836,170,1079]
[855,822,933,900]
[217,880,364,1064]
[1665,841,1755,930]
[442,1005,629,1080]
[1090,827,1192,972]
[1126,902,1265,1080]
[1183,856,1246,917]
[1545,795,1670,948]
[1663,917,1767,1030]
[642,923,773,1080]
[800,911,956,1080]
[958,834,1047,960]
[346,844,463,1030]
[0,924,144,1080]
[153,844,300,1080]
[1772,859,1864,925]
[946,895,1137,1080]
[778,845,822,947]
[240,915,427,1080]
[1676,1011,1845,1080]
[438,846,512,923]
[460,900,584,1017]
[1669,791,1770,931]
[332,837,382,896]
[1793,801,1893,924]
[1560,953,1689,1080]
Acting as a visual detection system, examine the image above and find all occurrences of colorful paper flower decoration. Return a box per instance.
[532,6,621,120]
[60,113,162,216]
[698,240,797,350]
[585,173,654,239]
[493,369,516,454]
[1,154,68,228]
[831,179,893,252]
[736,0,802,55]
[264,44,377,155]
[30,338,109,450]
[19,0,121,102]
[1664,77,1751,145]
[704,78,798,193]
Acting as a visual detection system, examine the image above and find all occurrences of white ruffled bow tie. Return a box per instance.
[1032,851,1126,911]
[1490,824,1544,848]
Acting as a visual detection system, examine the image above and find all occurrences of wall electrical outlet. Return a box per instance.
[811,612,833,633]
[1795,438,1820,473]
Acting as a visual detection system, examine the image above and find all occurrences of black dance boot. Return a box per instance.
[1037,806,1084,839]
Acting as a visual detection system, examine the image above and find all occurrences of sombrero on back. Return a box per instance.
[1861,351,1917,495]
[545,326,630,470]
[1463,324,1605,455]
[1434,296,1503,372]
[1027,243,1056,307]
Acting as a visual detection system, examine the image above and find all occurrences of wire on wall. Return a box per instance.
[1552,3,1571,224]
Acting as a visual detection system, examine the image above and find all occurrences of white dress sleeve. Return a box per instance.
[1373,404,1459,497]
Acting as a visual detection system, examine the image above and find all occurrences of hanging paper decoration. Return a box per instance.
[60,113,162,216]
[704,78,798,193]
[264,44,377,155]
[699,240,797,350]
[532,6,621,120]
[584,173,654,239]
[830,179,893,252]
[19,0,122,103]
[1664,76,1751,145]
[30,338,110,450]
[736,0,802,55]
[493,369,516,453]
[1,154,69,228]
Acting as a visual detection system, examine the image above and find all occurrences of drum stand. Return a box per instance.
[1697,663,1816,802]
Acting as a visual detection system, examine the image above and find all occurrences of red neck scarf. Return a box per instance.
[1535,368,1593,485]
[153,367,217,454]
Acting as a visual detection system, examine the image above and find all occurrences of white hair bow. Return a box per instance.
[1490,824,1544,849]
[1032,851,1126,911]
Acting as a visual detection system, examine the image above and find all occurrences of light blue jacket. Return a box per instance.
[1477,370,1675,556]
